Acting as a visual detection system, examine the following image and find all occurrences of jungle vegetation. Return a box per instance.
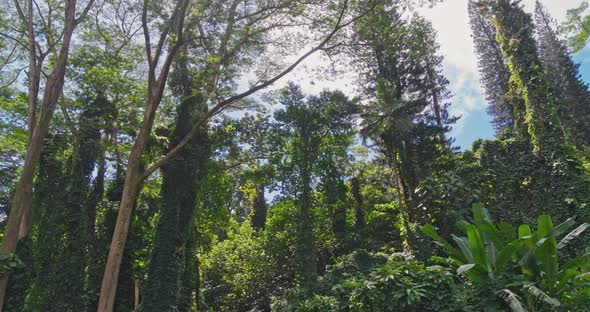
[0,0,590,311]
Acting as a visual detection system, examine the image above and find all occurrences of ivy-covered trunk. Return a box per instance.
[351,177,365,231]
[140,95,209,312]
[492,0,590,224]
[25,136,69,312]
[323,166,347,251]
[24,94,112,312]
[251,185,267,230]
[85,150,107,311]
[296,139,317,293]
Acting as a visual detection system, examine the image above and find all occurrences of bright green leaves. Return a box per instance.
[422,224,466,264]
[422,203,590,310]
[278,254,462,312]
[492,0,565,154]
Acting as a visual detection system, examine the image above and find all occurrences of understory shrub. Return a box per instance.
[272,250,464,312]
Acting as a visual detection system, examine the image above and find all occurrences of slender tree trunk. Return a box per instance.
[86,146,107,311]
[97,138,144,312]
[194,257,200,311]
[0,2,85,307]
[387,145,413,250]
[134,280,140,311]
[19,0,41,240]
[98,2,191,308]
[297,142,316,292]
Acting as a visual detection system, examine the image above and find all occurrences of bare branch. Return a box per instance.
[213,0,366,112]
[142,0,153,69]
[13,0,29,28]
[155,0,190,86]
[152,1,183,69]
[0,31,28,50]
[76,0,97,25]
[0,67,24,89]
[33,0,47,30]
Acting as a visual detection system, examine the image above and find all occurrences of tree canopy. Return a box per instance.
[1,0,590,311]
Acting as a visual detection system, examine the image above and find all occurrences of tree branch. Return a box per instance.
[76,0,97,25]
[139,0,377,182]
[142,0,153,70]
[0,31,29,50]
[13,0,29,28]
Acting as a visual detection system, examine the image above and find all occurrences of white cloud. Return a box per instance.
[236,0,583,146]
[421,0,579,74]
[463,95,478,110]
[418,0,582,143]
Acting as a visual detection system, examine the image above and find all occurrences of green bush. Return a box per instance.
[273,251,464,312]
[422,203,590,311]
[200,221,276,312]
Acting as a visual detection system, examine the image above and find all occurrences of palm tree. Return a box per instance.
[360,78,414,239]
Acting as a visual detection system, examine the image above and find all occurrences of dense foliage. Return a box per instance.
[1,0,590,311]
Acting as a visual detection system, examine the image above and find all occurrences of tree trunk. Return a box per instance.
[351,177,364,230]
[297,145,316,292]
[387,145,413,250]
[140,95,209,312]
[0,2,80,308]
[251,185,267,230]
[426,59,446,149]
[96,144,143,312]
[194,257,200,311]
[97,1,191,308]
[134,281,140,311]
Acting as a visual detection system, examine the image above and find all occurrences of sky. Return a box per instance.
[418,0,590,149]
[271,0,590,150]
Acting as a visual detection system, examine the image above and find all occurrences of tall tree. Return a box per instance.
[98,1,377,309]
[274,84,357,291]
[354,4,456,246]
[490,0,590,222]
[96,1,191,310]
[535,1,590,148]
[468,0,519,134]
[0,0,95,307]
[492,0,564,153]
[140,94,210,312]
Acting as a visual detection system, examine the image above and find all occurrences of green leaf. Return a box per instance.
[452,235,473,264]
[557,253,590,290]
[557,223,590,249]
[476,221,503,265]
[535,215,558,283]
[467,224,489,271]
[472,202,491,223]
[524,284,560,307]
[498,222,516,242]
[477,221,505,249]
[495,239,525,273]
[518,224,533,240]
[518,217,574,270]
[421,224,466,263]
